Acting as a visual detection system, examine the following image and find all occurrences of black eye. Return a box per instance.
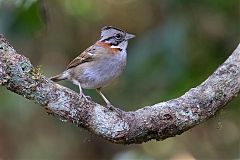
[115,33,122,40]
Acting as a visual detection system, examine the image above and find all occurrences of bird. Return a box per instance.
[50,26,135,107]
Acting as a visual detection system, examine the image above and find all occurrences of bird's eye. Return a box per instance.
[115,33,122,40]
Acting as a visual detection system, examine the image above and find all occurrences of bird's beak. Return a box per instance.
[125,33,135,40]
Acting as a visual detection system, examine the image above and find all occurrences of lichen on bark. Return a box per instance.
[0,34,240,144]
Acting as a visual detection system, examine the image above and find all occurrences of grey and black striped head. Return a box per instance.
[99,26,135,49]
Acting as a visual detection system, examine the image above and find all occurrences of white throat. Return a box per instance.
[110,41,128,51]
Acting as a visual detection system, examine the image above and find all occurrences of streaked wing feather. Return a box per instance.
[66,46,95,69]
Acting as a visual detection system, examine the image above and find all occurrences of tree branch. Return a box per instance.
[0,34,239,144]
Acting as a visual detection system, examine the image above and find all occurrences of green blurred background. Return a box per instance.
[0,0,240,159]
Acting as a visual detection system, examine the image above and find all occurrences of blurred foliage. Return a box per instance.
[0,0,239,159]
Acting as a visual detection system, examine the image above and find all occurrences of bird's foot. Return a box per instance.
[105,103,122,115]
[106,103,114,110]
[80,93,92,101]
[85,95,92,100]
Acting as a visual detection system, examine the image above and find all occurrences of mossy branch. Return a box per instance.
[0,34,240,144]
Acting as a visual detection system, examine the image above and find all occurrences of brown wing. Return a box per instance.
[66,46,96,69]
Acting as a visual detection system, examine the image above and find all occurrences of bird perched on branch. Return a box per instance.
[50,26,135,108]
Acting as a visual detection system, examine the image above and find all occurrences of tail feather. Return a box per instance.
[50,71,69,82]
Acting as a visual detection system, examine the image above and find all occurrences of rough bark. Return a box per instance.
[0,34,239,144]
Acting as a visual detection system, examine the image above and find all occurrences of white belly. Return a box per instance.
[72,57,126,89]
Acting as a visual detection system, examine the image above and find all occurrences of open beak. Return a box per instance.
[125,33,135,40]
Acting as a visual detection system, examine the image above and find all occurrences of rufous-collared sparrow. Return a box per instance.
[50,26,135,107]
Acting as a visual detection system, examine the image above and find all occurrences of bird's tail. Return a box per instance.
[50,71,69,82]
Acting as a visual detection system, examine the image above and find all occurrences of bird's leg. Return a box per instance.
[78,83,83,97]
[96,88,111,105]
[73,80,91,100]
[96,88,113,108]
[96,88,122,115]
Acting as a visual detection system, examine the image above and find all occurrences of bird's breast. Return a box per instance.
[73,51,127,89]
